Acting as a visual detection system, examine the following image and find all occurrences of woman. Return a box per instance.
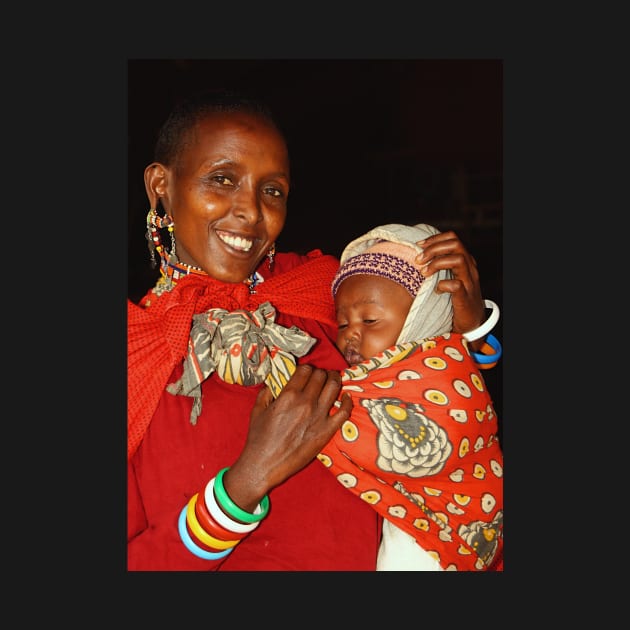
[127,89,494,570]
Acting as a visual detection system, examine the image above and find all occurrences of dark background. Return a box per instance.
[127,59,503,418]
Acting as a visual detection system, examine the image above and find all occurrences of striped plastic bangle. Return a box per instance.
[214,467,270,524]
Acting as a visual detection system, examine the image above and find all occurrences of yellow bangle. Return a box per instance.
[186,494,240,550]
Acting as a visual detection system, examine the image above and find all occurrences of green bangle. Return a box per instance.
[214,467,270,524]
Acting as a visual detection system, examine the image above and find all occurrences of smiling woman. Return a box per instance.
[143,90,289,286]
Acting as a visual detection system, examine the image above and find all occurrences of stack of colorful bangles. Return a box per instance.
[463,299,502,370]
[178,466,270,560]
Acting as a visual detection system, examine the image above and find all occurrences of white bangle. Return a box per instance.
[204,476,261,534]
[462,299,500,342]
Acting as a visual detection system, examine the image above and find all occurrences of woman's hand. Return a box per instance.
[222,365,352,512]
[416,230,486,346]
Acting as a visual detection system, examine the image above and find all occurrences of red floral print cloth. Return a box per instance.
[318,333,503,571]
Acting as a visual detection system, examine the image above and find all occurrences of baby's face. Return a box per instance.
[334,274,413,365]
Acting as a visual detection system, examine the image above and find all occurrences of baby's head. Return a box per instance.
[332,223,453,365]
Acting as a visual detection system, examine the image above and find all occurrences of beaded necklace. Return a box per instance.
[153,248,263,297]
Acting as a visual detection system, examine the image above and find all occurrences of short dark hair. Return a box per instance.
[153,88,283,166]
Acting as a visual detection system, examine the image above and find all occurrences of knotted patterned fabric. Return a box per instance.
[128,250,339,460]
[166,301,316,425]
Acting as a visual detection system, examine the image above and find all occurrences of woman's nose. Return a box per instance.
[233,185,262,223]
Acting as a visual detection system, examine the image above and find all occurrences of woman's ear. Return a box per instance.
[144,162,168,209]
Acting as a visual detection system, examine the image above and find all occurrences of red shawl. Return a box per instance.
[128,250,339,460]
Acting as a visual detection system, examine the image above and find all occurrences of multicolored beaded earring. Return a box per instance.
[244,244,275,294]
[145,207,175,269]
[145,207,206,296]
[266,243,276,272]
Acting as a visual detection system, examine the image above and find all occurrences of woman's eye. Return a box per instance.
[263,185,283,198]
[212,175,234,186]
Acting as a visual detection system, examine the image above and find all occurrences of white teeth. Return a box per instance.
[218,233,253,252]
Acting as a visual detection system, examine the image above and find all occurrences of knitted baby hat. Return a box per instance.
[332,223,453,343]
[331,239,426,299]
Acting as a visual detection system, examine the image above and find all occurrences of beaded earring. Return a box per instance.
[145,208,159,268]
[267,243,276,272]
[244,245,274,295]
[145,207,175,268]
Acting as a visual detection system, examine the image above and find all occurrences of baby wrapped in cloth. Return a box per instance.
[318,223,503,571]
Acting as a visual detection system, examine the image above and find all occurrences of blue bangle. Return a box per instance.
[178,506,234,560]
[471,333,502,364]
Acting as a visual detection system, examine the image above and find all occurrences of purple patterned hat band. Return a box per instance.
[331,250,425,298]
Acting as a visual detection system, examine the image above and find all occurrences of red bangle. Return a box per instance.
[195,487,250,541]
[184,518,232,553]
[187,494,239,550]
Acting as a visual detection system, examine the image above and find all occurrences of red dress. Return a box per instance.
[127,251,380,570]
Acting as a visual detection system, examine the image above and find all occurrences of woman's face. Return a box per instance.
[148,111,290,283]
[334,274,413,365]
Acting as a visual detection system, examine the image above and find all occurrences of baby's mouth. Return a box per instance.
[344,348,364,365]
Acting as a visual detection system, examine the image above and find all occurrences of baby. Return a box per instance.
[318,223,503,571]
